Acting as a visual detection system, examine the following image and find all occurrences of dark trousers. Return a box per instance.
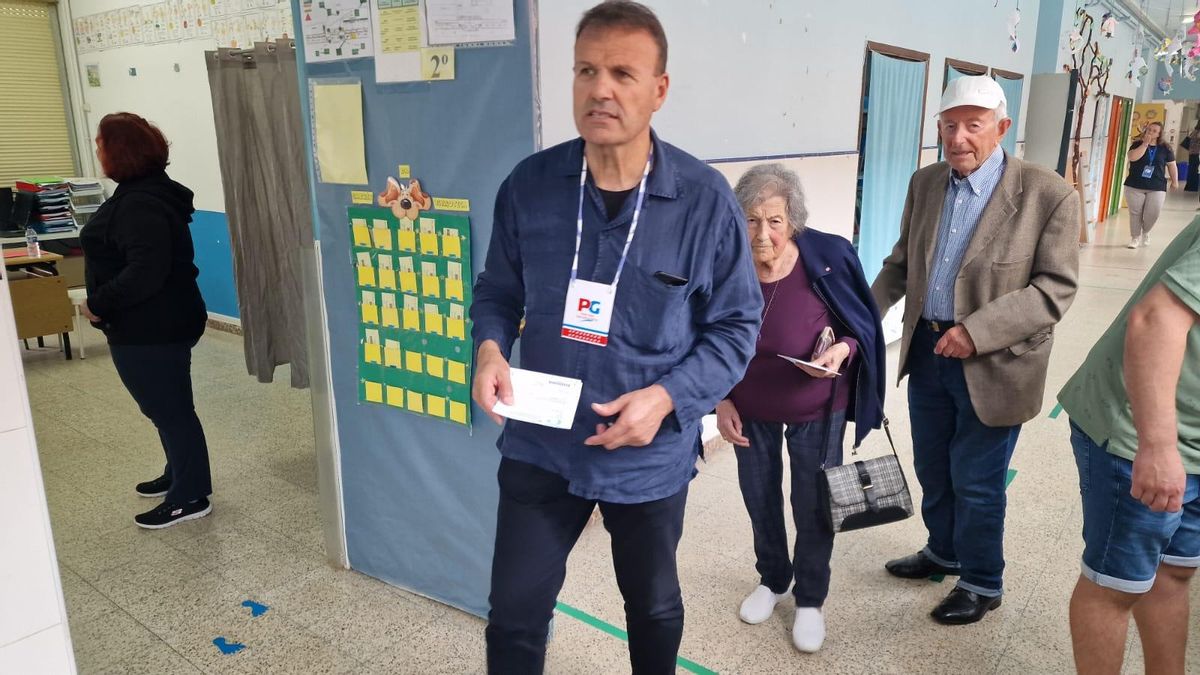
[109,340,211,504]
[907,323,1020,597]
[486,458,687,675]
[736,412,845,607]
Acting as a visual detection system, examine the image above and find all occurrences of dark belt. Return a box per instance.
[920,318,952,333]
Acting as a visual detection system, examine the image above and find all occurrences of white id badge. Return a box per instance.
[562,278,616,346]
[1141,163,1155,179]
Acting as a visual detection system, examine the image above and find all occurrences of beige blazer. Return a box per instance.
[871,154,1080,427]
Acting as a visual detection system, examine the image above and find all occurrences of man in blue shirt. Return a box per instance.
[872,76,1080,625]
[470,2,760,672]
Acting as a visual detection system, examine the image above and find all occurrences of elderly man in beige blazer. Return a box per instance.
[871,75,1079,625]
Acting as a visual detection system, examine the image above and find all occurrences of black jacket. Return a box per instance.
[80,172,207,345]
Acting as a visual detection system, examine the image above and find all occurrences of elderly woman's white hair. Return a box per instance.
[733,163,808,234]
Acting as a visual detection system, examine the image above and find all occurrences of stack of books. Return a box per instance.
[15,177,76,234]
[67,177,106,228]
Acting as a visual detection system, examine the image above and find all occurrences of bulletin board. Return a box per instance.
[295,0,535,618]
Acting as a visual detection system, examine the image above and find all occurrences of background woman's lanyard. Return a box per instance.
[569,146,653,287]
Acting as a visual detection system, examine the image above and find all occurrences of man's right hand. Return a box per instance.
[716,399,750,447]
[1131,444,1187,513]
[472,340,514,426]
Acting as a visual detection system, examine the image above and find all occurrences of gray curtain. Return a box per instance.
[206,40,312,388]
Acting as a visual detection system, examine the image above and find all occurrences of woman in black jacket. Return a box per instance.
[81,112,212,529]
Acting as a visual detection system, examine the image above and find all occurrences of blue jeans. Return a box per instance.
[736,412,846,607]
[486,458,686,674]
[907,323,1020,597]
[1071,420,1200,593]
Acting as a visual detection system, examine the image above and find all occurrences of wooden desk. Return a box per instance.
[3,252,72,359]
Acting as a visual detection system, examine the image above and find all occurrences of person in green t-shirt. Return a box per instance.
[1058,218,1200,674]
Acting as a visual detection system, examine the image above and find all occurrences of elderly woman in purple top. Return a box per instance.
[717,163,885,654]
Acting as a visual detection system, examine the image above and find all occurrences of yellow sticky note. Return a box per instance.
[425,355,444,379]
[312,82,368,184]
[386,385,405,407]
[405,351,423,373]
[403,308,421,331]
[406,390,424,413]
[352,220,371,247]
[447,318,466,340]
[399,229,417,252]
[382,306,400,328]
[445,277,464,301]
[379,267,397,290]
[357,265,376,287]
[364,342,382,364]
[432,197,470,212]
[400,271,418,293]
[422,274,441,298]
[372,225,393,250]
[364,381,383,403]
[384,345,402,368]
[420,232,440,256]
[449,400,468,424]
[425,309,444,335]
[398,164,411,178]
[442,232,462,258]
[421,46,455,80]
[351,190,373,204]
[427,395,447,418]
[362,303,379,325]
[448,360,467,384]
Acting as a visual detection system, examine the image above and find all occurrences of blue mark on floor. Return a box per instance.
[1049,403,1063,419]
[242,600,269,617]
[213,637,246,655]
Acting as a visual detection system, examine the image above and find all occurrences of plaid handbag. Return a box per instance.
[818,381,913,533]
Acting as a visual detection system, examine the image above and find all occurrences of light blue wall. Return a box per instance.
[1033,0,1067,75]
[191,210,239,318]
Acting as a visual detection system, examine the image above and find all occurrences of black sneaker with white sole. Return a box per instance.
[135,474,172,498]
[134,498,212,529]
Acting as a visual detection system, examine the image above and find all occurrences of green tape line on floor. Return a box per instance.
[929,469,1017,584]
[1049,403,1063,419]
[555,602,717,675]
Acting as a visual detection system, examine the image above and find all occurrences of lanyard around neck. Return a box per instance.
[570,145,653,287]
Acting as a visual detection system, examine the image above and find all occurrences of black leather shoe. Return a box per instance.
[884,551,960,579]
[931,588,1002,625]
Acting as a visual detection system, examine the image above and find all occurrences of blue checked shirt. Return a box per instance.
[924,146,1006,321]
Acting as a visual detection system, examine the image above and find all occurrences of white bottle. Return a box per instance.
[24,227,40,258]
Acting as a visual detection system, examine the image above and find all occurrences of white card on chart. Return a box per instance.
[491,368,583,430]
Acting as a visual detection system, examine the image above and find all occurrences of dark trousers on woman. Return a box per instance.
[486,457,687,675]
[109,340,212,503]
[736,411,846,607]
[1187,153,1199,192]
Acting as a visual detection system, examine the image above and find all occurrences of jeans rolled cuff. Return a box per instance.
[1161,554,1200,568]
[1080,558,1154,594]
[921,546,961,569]
[955,580,1002,598]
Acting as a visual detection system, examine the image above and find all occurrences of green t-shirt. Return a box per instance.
[1058,218,1200,473]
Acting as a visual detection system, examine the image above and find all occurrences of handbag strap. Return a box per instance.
[819,377,839,469]
[881,416,900,459]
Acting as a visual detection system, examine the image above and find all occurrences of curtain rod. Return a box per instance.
[227,40,295,56]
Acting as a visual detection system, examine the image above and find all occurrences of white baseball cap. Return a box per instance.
[938,75,1007,115]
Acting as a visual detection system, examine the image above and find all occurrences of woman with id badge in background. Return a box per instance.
[715,164,885,654]
[1123,121,1178,249]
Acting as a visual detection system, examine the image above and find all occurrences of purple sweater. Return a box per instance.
[729,260,857,423]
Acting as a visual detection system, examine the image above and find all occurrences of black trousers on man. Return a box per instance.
[486,457,687,674]
[109,340,212,504]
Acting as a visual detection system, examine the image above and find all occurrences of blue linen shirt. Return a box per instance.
[471,131,762,503]
[923,146,1007,321]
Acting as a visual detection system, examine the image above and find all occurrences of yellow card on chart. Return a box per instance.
[400,271,418,293]
[352,220,371,247]
[442,232,462,258]
[445,277,464,301]
[447,318,466,340]
[384,345,402,368]
[427,395,447,418]
[364,342,382,364]
[403,308,421,331]
[372,224,393,250]
[379,267,397,290]
[364,381,383,403]
[420,232,440,255]
[449,400,468,424]
[382,306,400,328]
[386,386,405,407]
[422,274,441,298]
[406,390,424,413]
[447,360,467,384]
[357,265,376,287]
[361,302,379,325]
[425,355,444,379]
[424,309,444,335]
[405,350,423,373]
[398,230,417,252]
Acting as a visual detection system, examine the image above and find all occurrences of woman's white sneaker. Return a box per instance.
[739,585,789,624]
[792,607,826,653]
